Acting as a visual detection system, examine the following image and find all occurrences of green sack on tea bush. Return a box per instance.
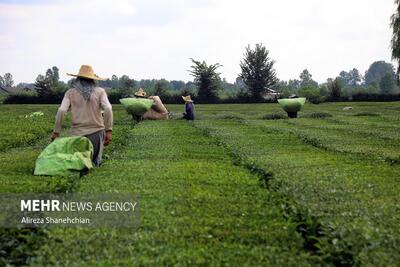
[120,98,154,116]
[34,137,94,176]
[278,98,306,113]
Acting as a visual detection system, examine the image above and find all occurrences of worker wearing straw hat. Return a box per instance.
[134,88,147,98]
[52,65,113,166]
[134,88,169,120]
[182,95,195,120]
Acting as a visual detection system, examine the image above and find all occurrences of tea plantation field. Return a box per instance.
[0,102,399,266]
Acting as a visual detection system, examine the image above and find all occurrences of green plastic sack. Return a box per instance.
[278,98,306,113]
[120,98,154,116]
[34,137,94,176]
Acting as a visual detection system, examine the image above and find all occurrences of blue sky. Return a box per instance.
[0,0,395,84]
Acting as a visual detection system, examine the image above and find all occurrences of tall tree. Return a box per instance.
[111,75,119,89]
[0,75,9,93]
[239,43,278,101]
[391,0,400,80]
[119,75,135,89]
[299,69,318,88]
[364,61,396,85]
[118,75,135,97]
[170,80,185,90]
[3,73,14,87]
[45,67,59,84]
[339,68,362,86]
[34,74,53,98]
[380,73,396,94]
[153,80,168,96]
[34,66,66,98]
[234,77,246,90]
[287,79,301,90]
[189,58,222,103]
[328,78,343,100]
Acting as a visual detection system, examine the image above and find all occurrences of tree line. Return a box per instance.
[2,44,400,104]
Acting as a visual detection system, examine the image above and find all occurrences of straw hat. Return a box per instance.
[182,95,193,102]
[67,65,106,81]
[134,88,147,97]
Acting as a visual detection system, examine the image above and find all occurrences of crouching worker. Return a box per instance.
[182,95,195,120]
[134,88,169,120]
[51,65,113,166]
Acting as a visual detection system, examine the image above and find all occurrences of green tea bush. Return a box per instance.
[353,112,380,117]
[193,115,400,265]
[302,112,333,119]
[1,102,400,265]
[3,92,64,104]
[0,106,55,151]
[262,113,287,120]
[0,228,48,266]
[31,120,315,266]
[216,114,245,121]
[0,109,135,266]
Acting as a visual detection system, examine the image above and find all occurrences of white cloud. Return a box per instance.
[0,0,395,84]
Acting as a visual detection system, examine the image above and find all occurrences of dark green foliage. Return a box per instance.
[118,75,135,97]
[119,75,135,89]
[0,228,48,266]
[350,93,400,101]
[239,43,278,101]
[262,113,287,120]
[339,68,362,86]
[153,80,169,97]
[189,58,222,103]
[353,112,380,117]
[298,87,325,103]
[299,69,318,88]
[34,66,67,100]
[328,78,343,100]
[303,112,333,119]
[380,73,396,94]
[105,89,131,104]
[34,74,51,97]
[364,61,396,86]
[111,74,119,88]
[169,80,186,90]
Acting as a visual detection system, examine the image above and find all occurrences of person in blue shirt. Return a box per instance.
[182,95,195,120]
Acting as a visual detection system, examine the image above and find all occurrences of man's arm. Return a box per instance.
[100,90,113,145]
[52,90,70,140]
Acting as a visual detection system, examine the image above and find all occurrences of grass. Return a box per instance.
[0,102,399,266]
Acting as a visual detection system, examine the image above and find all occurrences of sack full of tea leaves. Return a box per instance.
[120,98,154,116]
[34,136,93,176]
[278,97,306,113]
